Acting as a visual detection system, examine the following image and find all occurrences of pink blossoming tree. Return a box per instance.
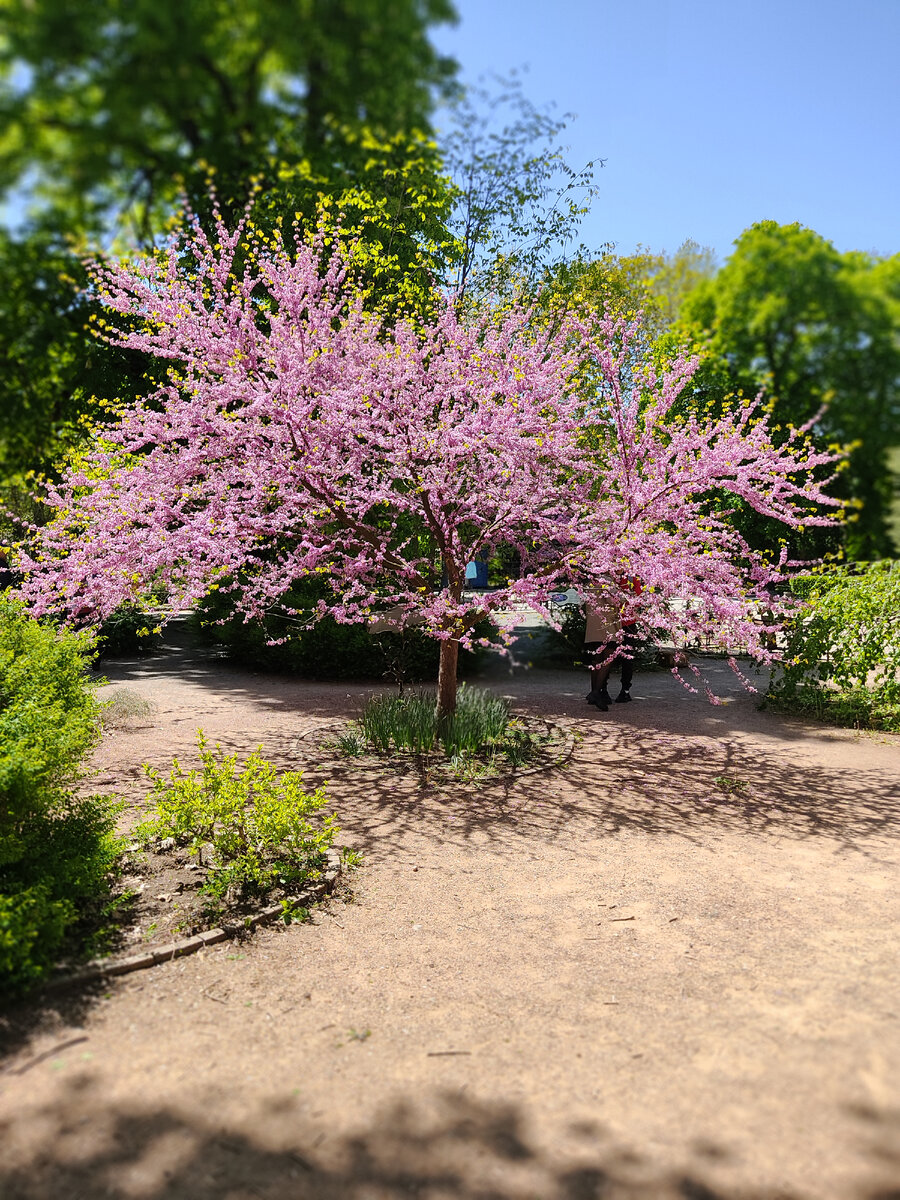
[16,208,841,717]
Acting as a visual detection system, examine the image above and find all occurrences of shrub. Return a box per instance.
[137,733,337,904]
[766,562,900,731]
[193,578,491,682]
[0,598,122,994]
[95,601,160,659]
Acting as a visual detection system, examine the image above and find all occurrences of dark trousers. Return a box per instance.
[584,632,637,692]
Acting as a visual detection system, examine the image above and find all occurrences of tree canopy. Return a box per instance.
[679,221,900,559]
[0,0,458,241]
[16,208,841,716]
[0,1,463,493]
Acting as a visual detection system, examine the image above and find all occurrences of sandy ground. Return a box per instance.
[1,625,899,1200]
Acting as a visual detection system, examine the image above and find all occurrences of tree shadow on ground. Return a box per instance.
[184,714,899,863]
[98,684,899,871]
[5,1072,895,1199]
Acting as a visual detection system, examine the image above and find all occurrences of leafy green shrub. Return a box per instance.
[0,598,122,994]
[94,601,160,659]
[766,685,900,732]
[766,561,900,731]
[359,685,510,756]
[193,578,490,681]
[138,733,337,903]
[0,798,122,991]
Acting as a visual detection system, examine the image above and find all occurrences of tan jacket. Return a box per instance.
[584,601,619,643]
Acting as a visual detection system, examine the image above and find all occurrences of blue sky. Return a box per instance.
[431,0,900,264]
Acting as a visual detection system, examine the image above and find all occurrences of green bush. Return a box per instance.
[95,601,160,659]
[0,598,122,994]
[766,561,900,731]
[193,578,490,682]
[138,733,337,904]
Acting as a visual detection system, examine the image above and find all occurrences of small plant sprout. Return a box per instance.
[714,775,749,794]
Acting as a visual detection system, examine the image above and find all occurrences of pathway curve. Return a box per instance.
[1,627,899,1200]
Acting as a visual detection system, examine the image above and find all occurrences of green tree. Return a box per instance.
[539,240,717,338]
[0,228,154,491]
[0,0,458,242]
[0,1,460,489]
[680,222,900,559]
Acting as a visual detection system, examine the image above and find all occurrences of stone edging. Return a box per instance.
[45,849,342,992]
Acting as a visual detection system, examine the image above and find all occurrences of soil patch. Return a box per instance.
[2,624,899,1200]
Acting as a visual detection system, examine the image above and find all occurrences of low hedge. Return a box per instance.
[765,561,900,732]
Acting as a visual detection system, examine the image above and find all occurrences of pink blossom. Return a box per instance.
[14,207,842,711]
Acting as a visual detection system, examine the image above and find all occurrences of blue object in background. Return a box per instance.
[465,560,489,588]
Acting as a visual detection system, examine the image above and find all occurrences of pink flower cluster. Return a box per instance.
[16,207,842,696]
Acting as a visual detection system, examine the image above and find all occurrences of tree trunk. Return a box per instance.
[436,638,460,723]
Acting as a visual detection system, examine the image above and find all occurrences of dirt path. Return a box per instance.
[2,628,899,1200]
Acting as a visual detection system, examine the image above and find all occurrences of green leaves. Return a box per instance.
[138,733,337,902]
[0,597,100,827]
[1,0,458,242]
[679,221,900,559]
[768,561,900,730]
[0,598,121,994]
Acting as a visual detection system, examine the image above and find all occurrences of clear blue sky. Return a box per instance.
[432,0,900,264]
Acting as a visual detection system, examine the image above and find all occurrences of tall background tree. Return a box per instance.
[678,222,900,560]
[0,0,459,496]
[0,0,458,240]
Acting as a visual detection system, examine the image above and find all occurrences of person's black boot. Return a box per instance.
[615,689,632,703]
[588,688,612,711]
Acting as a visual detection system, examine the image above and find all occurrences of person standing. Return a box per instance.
[584,580,641,711]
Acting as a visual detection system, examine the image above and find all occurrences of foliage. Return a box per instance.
[0,1,461,491]
[0,597,121,994]
[0,0,458,242]
[138,733,337,903]
[0,136,456,491]
[193,579,488,682]
[138,579,493,706]
[440,74,601,302]
[764,685,900,733]
[0,795,123,993]
[0,597,100,816]
[359,685,509,756]
[0,228,156,487]
[95,601,160,659]
[257,130,461,321]
[679,222,900,559]
[17,208,842,717]
[541,240,717,339]
[766,561,900,730]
